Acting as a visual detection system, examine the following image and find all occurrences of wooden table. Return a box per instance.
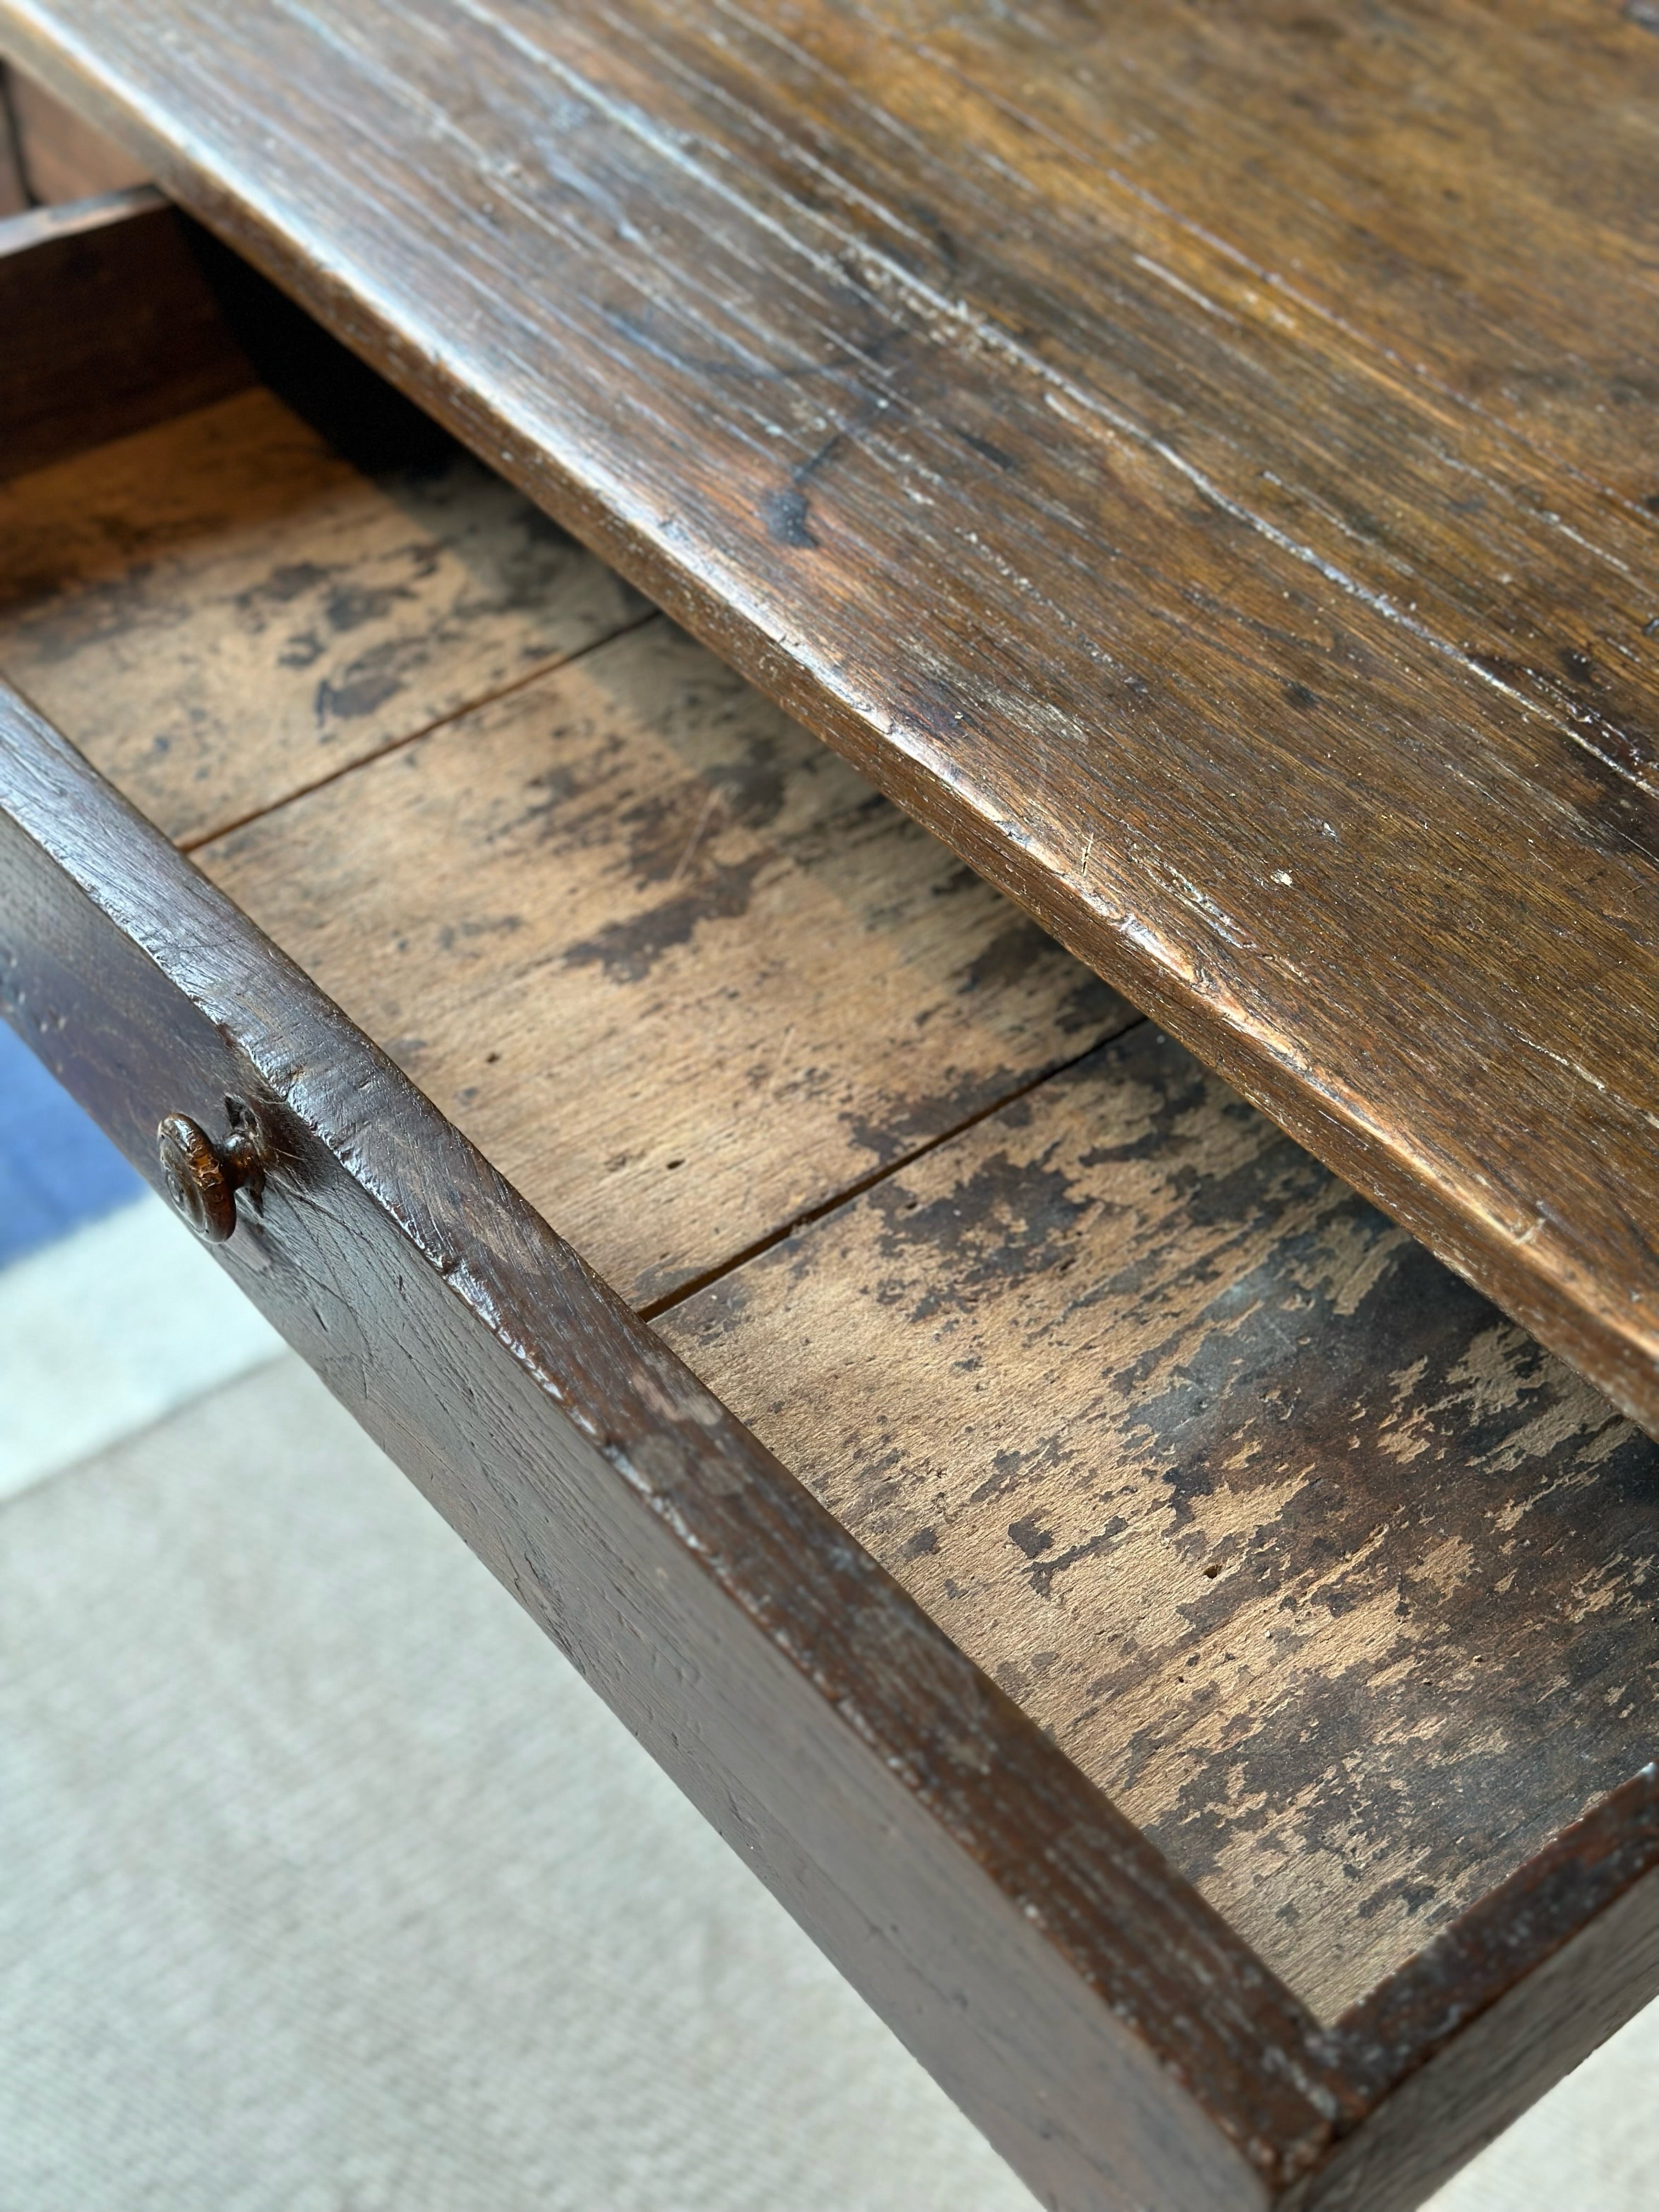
[1,8,1655,2209]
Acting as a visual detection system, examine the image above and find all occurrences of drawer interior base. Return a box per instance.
[2,235,1653,2029]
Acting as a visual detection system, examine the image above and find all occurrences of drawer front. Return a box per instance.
[0,678,1325,2212]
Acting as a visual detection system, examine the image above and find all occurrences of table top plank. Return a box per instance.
[2,0,1653,1425]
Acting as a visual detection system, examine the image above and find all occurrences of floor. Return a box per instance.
[1,1016,1653,2210]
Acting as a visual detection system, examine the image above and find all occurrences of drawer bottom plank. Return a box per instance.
[659,1028,1658,2018]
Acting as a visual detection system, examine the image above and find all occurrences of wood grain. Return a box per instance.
[0,376,1131,1299]
[0,386,647,842]
[0,189,253,478]
[0,0,1651,1427]
[658,1024,1659,2018]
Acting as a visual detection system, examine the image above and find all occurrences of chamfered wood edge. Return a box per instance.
[2,20,1651,1438]
[1291,1766,1659,2209]
[0,182,254,476]
[0,673,1341,2208]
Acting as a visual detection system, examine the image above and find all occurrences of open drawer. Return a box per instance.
[2,189,1656,2212]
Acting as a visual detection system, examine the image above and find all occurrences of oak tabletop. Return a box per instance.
[2,0,1654,1429]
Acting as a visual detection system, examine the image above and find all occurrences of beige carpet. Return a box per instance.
[1,1353,1652,2210]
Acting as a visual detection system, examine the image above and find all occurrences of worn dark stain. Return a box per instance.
[314,635,431,723]
[435,914,524,954]
[1283,680,1318,709]
[761,488,820,549]
[706,741,792,836]
[618,783,726,885]
[561,854,767,983]
[388,458,623,619]
[868,1147,1090,1321]
[1063,1119,1657,1929]
[1009,1514,1054,1558]
[1058,965,1130,1037]
[616,740,792,892]
[929,859,994,904]
[1026,1516,1131,1601]
[324,577,420,632]
[1074,1041,1215,1170]
[966,1432,1081,1511]
[653,1262,753,1330]
[234,559,341,615]
[839,1063,1026,1170]
[958,918,1062,997]
[1175,1127,1332,1237]
[483,761,589,846]
[668,1013,1659,1985]
[957,428,1019,471]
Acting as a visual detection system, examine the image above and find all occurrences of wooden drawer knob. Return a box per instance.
[156,1101,267,1243]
